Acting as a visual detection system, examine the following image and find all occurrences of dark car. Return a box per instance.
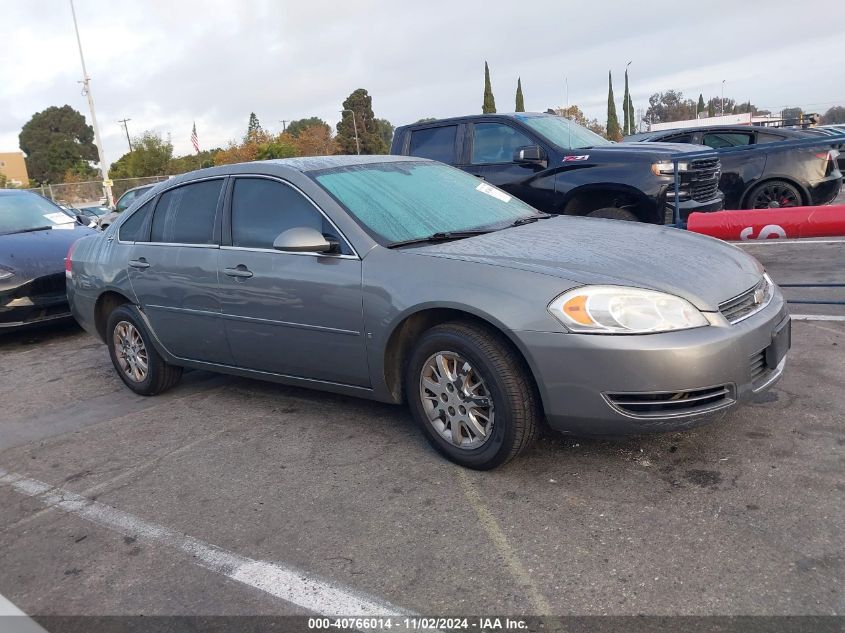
[624,125,842,209]
[0,190,97,331]
[391,112,724,224]
[98,183,157,229]
[68,157,789,469]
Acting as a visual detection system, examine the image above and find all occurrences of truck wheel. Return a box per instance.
[586,207,639,221]
[106,304,182,396]
[746,180,802,209]
[405,322,540,470]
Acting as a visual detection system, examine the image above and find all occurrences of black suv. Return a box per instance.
[391,112,724,223]
[624,125,842,209]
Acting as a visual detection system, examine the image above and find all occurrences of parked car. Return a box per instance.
[391,112,724,224]
[624,125,842,209]
[801,126,845,173]
[98,183,157,229]
[0,190,97,331]
[68,157,790,469]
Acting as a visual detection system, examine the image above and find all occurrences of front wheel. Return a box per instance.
[586,207,639,221]
[405,322,540,469]
[106,304,182,396]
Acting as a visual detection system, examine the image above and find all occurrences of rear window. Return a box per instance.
[119,200,152,242]
[408,126,457,163]
[150,179,223,244]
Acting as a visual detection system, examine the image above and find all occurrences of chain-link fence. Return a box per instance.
[27,176,170,207]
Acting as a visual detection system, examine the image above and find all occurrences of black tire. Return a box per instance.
[745,180,803,209]
[405,322,540,470]
[586,207,639,221]
[106,304,182,396]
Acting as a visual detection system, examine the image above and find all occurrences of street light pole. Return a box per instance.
[69,0,113,205]
[721,80,726,116]
[341,109,360,155]
[118,118,132,152]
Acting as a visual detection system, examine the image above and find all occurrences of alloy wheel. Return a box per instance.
[113,320,148,383]
[751,183,800,209]
[419,351,495,449]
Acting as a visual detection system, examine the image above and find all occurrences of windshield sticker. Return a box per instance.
[43,212,73,224]
[563,155,590,162]
[476,182,512,203]
[51,223,75,230]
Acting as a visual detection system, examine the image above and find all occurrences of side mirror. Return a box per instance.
[273,227,334,253]
[513,145,547,165]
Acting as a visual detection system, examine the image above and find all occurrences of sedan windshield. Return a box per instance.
[516,114,612,150]
[312,161,539,245]
[0,192,75,235]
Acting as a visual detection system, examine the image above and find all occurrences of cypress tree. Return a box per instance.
[606,71,621,141]
[697,94,705,117]
[482,61,496,114]
[246,112,262,140]
[707,99,716,118]
[622,70,631,135]
[515,77,525,112]
[628,90,636,134]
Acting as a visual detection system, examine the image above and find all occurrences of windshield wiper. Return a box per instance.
[387,229,494,248]
[0,226,54,236]
[511,214,553,227]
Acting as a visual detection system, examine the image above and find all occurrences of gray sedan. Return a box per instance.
[67,156,790,469]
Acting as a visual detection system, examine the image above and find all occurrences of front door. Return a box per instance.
[217,176,369,387]
[126,177,231,365]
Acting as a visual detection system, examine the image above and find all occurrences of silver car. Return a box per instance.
[67,156,790,469]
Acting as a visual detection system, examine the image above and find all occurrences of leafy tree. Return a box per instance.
[19,105,98,184]
[336,89,388,155]
[606,71,621,141]
[246,112,263,141]
[375,118,394,150]
[168,149,220,174]
[551,106,606,137]
[697,94,705,116]
[286,117,329,138]
[781,107,803,123]
[294,125,338,156]
[515,77,525,112]
[821,106,845,124]
[109,132,173,179]
[416,117,437,123]
[707,99,716,118]
[255,133,298,160]
[645,90,696,124]
[482,61,496,114]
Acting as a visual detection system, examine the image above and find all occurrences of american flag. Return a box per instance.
[190,122,200,153]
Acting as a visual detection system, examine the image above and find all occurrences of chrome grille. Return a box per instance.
[719,277,769,324]
[688,157,721,202]
[606,385,733,418]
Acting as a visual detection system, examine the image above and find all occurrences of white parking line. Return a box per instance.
[791,314,845,322]
[733,238,845,245]
[0,470,410,619]
[0,593,48,633]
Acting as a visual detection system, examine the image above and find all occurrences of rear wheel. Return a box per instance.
[746,180,802,209]
[586,207,639,221]
[405,322,540,469]
[106,305,182,396]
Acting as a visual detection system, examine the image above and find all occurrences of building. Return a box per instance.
[0,152,29,187]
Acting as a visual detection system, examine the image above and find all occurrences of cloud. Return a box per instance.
[1,0,841,167]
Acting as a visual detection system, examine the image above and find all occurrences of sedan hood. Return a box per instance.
[0,226,97,289]
[405,217,761,311]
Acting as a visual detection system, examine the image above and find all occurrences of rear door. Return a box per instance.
[217,176,368,387]
[469,121,556,210]
[125,177,231,365]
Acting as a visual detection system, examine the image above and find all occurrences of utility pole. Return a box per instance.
[69,0,113,205]
[118,118,132,152]
[721,80,726,116]
[340,109,360,155]
[279,120,288,133]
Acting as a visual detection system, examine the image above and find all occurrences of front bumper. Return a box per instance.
[664,195,724,224]
[0,294,71,330]
[514,290,789,435]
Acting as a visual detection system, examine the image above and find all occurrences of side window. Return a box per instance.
[702,132,752,149]
[230,178,349,253]
[116,190,136,213]
[150,179,223,244]
[756,132,783,144]
[408,126,457,163]
[118,200,153,242]
[472,123,534,164]
[664,134,693,143]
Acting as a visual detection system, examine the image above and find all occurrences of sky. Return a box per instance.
[1,0,843,168]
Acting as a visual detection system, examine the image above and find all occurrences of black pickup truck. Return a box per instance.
[391,112,723,223]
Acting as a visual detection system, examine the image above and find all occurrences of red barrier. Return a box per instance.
[687,205,845,240]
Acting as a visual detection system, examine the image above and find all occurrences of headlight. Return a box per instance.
[549,286,709,334]
[651,161,688,176]
[0,266,14,281]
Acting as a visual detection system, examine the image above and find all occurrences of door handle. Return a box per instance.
[128,258,150,269]
[224,266,254,279]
